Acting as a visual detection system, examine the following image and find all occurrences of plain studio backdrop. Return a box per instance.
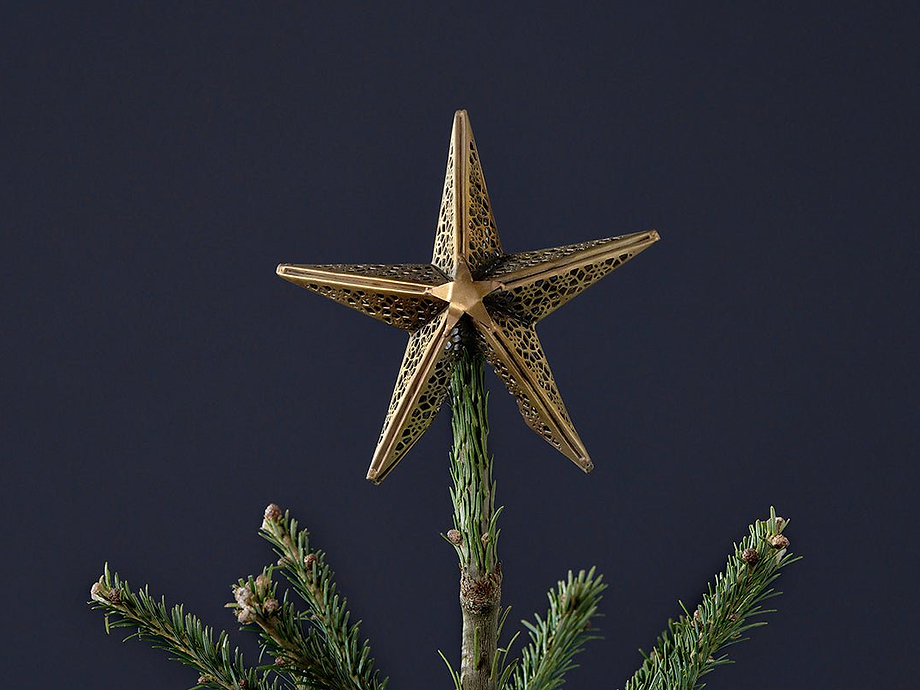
[4,3,918,688]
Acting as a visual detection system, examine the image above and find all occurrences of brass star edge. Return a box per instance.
[277,110,660,484]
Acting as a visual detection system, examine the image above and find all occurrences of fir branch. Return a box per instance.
[88,564,275,690]
[227,570,342,690]
[447,349,501,576]
[624,508,800,690]
[260,505,387,690]
[504,568,607,690]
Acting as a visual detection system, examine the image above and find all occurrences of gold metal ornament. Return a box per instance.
[278,110,659,484]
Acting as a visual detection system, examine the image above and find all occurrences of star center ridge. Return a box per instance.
[429,260,499,324]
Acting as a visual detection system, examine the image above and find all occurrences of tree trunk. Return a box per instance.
[460,566,501,690]
[448,349,502,690]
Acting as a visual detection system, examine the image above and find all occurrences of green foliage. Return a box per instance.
[447,349,502,575]
[259,509,387,690]
[503,568,607,690]
[624,508,799,690]
[88,564,275,690]
[88,506,386,690]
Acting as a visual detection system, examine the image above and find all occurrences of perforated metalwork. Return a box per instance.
[431,111,503,280]
[431,128,457,277]
[368,311,460,482]
[489,238,614,276]
[276,263,446,331]
[465,135,503,276]
[486,233,655,323]
[277,110,659,482]
[477,312,590,470]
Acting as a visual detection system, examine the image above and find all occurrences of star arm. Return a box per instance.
[276,262,448,331]
[485,229,659,323]
[367,310,463,483]
[431,110,504,280]
[475,312,593,472]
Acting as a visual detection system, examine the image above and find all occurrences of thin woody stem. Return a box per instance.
[448,348,502,690]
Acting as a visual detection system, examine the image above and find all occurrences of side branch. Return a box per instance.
[227,569,343,690]
[624,508,799,690]
[506,568,606,690]
[88,565,275,690]
[259,505,387,690]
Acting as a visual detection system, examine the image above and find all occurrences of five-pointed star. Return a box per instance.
[278,110,659,484]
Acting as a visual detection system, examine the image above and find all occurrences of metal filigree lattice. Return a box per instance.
[278,110,659,483]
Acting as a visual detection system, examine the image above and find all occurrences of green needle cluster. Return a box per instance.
[89,504,386,690]
[625,508,798,690]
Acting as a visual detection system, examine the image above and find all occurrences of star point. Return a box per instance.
[279,111,659,482]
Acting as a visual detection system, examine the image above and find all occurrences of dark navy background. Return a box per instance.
[5,3,918,688]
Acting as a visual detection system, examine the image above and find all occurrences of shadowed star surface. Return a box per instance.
[277,110,659,483]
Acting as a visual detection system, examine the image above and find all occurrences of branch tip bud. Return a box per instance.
[263,503,283,528]
[741,547,760,565]
[769,534,790,549]
[234,585,253,607]
[236,606,254,624]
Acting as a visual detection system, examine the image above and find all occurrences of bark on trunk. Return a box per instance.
[460,567,502,690]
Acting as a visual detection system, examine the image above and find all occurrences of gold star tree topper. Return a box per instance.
[278,110,659,484]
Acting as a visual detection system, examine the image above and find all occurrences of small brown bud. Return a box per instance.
[237,606,254,624]
[304,553,317,570]
[198,674,211,684]
[741,547,760,565]
[693,608,702,626]
[107,587,122,604]
[239,680,248,689]
[255,573,271,591]
[277,556,291,567]
[263,503,283,526]
[262,503,284,530]
[480,532,490,545]
[262,598,280,615]
[769,534,790,550]
[446,529,462,545]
